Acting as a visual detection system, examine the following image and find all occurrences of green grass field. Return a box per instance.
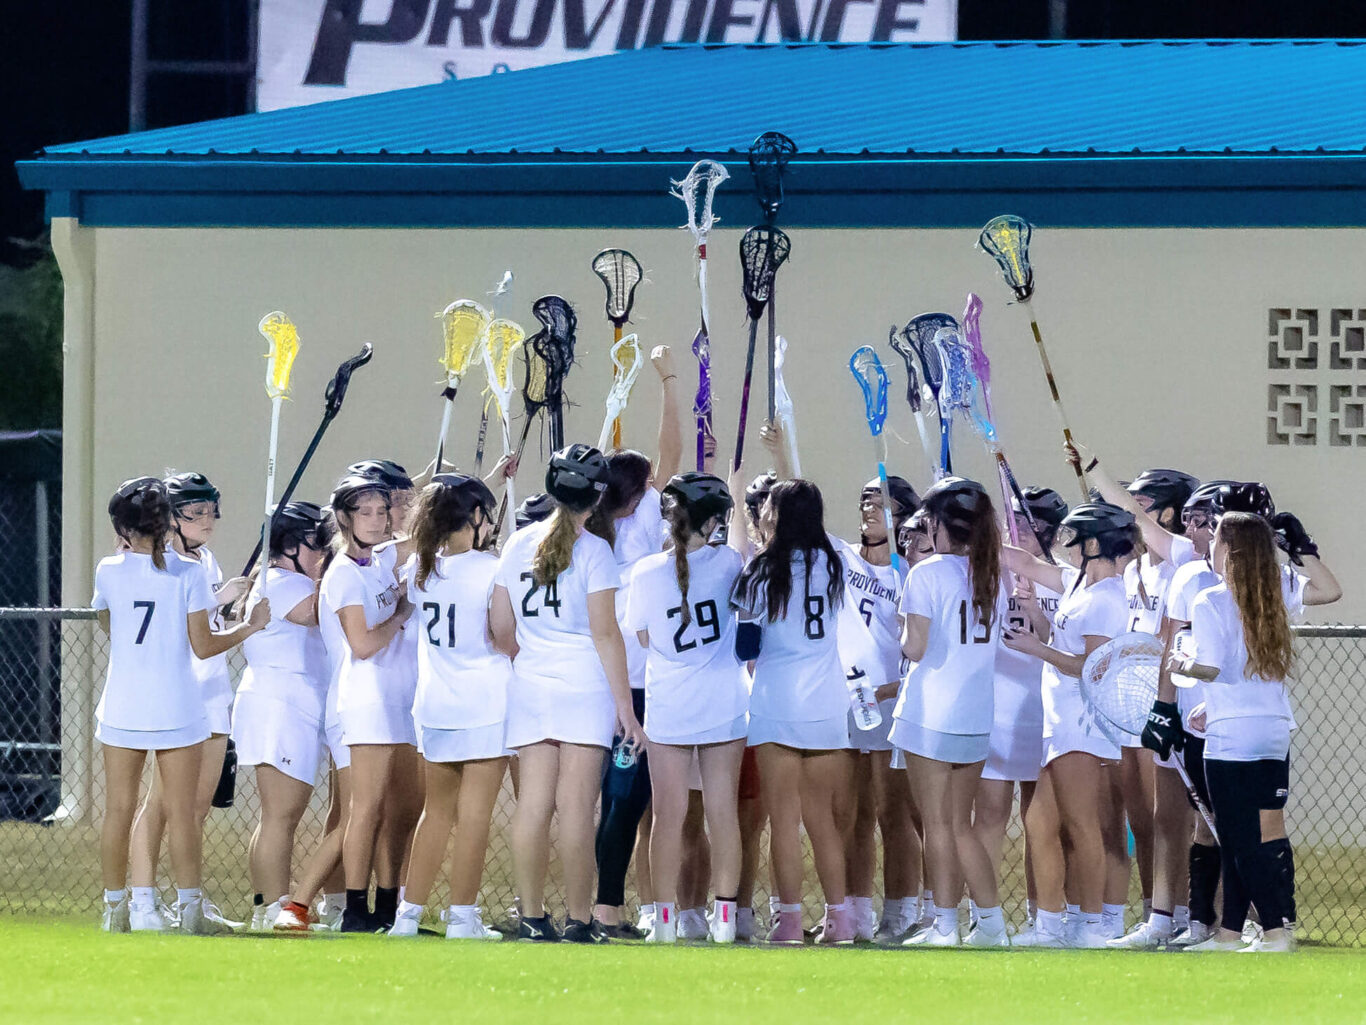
[4,919,1366,1024]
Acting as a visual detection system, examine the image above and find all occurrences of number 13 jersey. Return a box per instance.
[626,544,746,743]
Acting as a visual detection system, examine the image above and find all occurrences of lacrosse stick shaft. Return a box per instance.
[255,396,284,598]
[996,450,1057,565]
[695,249,714,473]
[766,285,777,424]
[473,412,490,474]
[434,386,456,472]
[939,414,953,477]
[611,324,624,449]
[734,318,761,469]
[874,441,902,576]
[1174,754,1220,842]
[1023,304,1090,501]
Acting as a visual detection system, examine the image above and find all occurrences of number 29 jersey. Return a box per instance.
[625,544,747,742]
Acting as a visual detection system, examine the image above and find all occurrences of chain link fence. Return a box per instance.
[1,609,1363,944]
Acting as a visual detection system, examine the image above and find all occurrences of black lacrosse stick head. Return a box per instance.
[530,295,576,406]
[323,342,373,420]
[748,131,797,223]
[887,325,923,414]
[739,225,791,321]
[590,248,643,328]
[903,314,957,393]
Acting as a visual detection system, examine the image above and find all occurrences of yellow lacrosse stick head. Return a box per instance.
[258,311,300,400]
[436,299,490,383]
[523,338,549,407]
[481,318,526,416]
[978,215,1035,302]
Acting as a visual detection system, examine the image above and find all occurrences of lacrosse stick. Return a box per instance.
[902,314,956,477]
[253,312,300,598]
[959,293,1057,564]
[931,326,974,477]
[886,325,936,472]
[432,299,490,472]
[1081,633,1219,840]
[749,133,797,425]
[481,317,525,517]
[734,225,791,469]
[672,159,729,471]
[978,215,1089,502]
[238,342,373,577]
[591,248,643,449]
[848,346,902,576]
[597,333,644,451]
[773,334,801,476]
[472,271,513,474]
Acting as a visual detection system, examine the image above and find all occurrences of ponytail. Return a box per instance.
[965,508,1001,631]
[533,508,580,587]
[668,502,694,626]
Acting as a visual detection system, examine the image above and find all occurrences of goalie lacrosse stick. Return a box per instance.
[1081,633,1219,840]
[886,325,936,473]
[978,215,1089,502]
[472,271,514,474]
[238,342,374,577]
[597,332,644,451]
[848,346,902,576]
[748,133,798,424]
[902,313,956,477]
[734,225,790,469]
[432,298,491,471]
[254,312,301,597]
[773,334,801,476]
[672,159,729,471]
[481,316,526,519]
[959,293,1057,564]
[591,248,643,449]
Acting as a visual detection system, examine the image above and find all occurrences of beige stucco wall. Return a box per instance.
[57,220,1363,619]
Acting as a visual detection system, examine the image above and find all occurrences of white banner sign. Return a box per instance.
[258,0,957,111]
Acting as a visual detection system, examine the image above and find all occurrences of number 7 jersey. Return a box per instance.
[625,544,747,742]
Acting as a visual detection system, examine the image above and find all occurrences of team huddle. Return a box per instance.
[90,347,1340,951]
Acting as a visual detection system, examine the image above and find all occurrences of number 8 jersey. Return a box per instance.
[625,544,747,744]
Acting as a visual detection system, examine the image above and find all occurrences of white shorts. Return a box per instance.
[204,699,231,737]
[419,722,509,763]
[340,702,417,748]
[1043,725,1120,768]
[324,715,350,770]
[505,687,615,750]
[747,714,850,752]
[848,699,896,753]
[96,718,211,751]
[231,691,324,786]
[889,720,989,765]
[982,721,1044,782]
[647,713,748,748]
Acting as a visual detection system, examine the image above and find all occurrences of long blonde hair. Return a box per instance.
[532,507,581,587]
[1219,512,1294,682]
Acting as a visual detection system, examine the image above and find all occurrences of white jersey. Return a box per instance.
[1165,558,1221,725]
[1125,552,1178,635]
[1042,572,1128,745]
[239,567,328,723]
[626,544,747,741]
[92,552,214,732]
[992,581,1061,731]
[894,554,1008,737]
[1188,583,1295,760]
[494,519,621,695]
[612,487,665,689]
[174,546,232,714]
[1168,533,1197,568]
[733,550,848,724]
[385,542,420,695]
[832,537,905,685]
[407,550,510,731]
[320,547,409,715]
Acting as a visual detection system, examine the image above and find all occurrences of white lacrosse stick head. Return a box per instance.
[598,333,644,448]
[670,159,730,245]
[774,334,795,422]
[481,318,525,429]
[1080,631,1166,738]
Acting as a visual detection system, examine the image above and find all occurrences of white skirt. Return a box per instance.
[505,687,615,750]
[204,698,231,737]
[889,719,990,765]
[848,699,896,753]
[419,723,509,763]
[1043,721,1120,768]
[324,715,350,771]
[982,721,1044,783]
[97,717,210,752]
[232,691,324,786]
[747,714,850,752]
[340,702,417,748]
[648,713,748,748]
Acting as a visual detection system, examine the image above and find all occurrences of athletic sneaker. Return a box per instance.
[1012,921,1065,948]
[710,911,737,945]
[313,898,342,932]
[677,908,708,941]
[876,923,922,947]
[1241,921,1264,944]
[130,903,171,932]
[387,905,423,937]
[273,901,311,932]
[516,915,561,943]
[766,908,805,946]
[735,906,757,943]
[563,918,610,944]
[646,917,677,943]
[1184,933,1247,952]
[1169,921,1212,947]
[443,907,503,941]
[903,923,961,947]
[179,897,234,935]
[1239,930,1296,954]
[964,924,1011,948]
[1068,922,1111,949]
[635,903,656,936]
[814,906,855,946]
[609,920,646,940]
[202,900,243,932]
[1107,920,1171,950]
[854,904,878,943]
[102,897,130,934]
[339,908,376,933]
[250,901,281,933]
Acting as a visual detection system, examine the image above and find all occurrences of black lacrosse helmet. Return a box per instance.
[1184,479,1237,517]
[515,492,557,530]
[347,459,413,492]
[664,472,733,525]
[163,471,221,515]
[898,506,933,550]
[545,444,610,507]
[1212,482,1275,523]
[1061,501,1136,544]
[1011,486,1069,526]
[331,473,390,513]
[744,471,778,521]
[921,476,990,531]
[1128,469,1199,522]
[862,476,920,518]
[270,501,325,559]
[431,472,498,522]
[109,476,170,521]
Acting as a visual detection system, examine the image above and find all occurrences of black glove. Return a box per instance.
[1141,700,1184,760]
[1272,511,1318,565]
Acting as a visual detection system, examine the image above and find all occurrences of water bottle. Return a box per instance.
[846,667,883,731]
[606,737,640,799]
[612,736,639,770]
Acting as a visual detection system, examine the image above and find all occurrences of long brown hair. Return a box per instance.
[925,485,1001,631]
[734,479,843,624]
[585,450,652,549]
[1218,512,1293,682]
[409,482,482,590]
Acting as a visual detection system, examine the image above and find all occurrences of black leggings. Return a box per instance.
[1204,754,1294,934]
[594,688,651,908]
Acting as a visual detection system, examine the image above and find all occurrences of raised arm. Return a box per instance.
[1003,545,1066,595]
[1065,438,1176,562]
[652,345,683,484]
[188,599,270,659]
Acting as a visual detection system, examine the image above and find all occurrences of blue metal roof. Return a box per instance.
[18,41,1366,228]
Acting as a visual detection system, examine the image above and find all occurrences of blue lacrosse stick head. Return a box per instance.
[934,328,997,445]
[849,346,889,438]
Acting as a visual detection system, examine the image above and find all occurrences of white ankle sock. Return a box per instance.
[1174,905,1190,930]
[975,906,1005,933]
[933,905,957,935]
[1103,903,1126,931]
[851,895,873,917]
[448,903,476,919]
[397,899,423,919]
[324,892,345,914]
[825,900,848,916]
[904,896,921,922]
[104,888,125,904]
[779,902,802,915]
[1066,902,1081,919]
[1148,911,1174,936]
[656,901,676,926]
[1027,898,1038,921]
[1038,909,1064,936]
[176,887,201,907]
[131,886,156,909]
[712,899,737,926]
